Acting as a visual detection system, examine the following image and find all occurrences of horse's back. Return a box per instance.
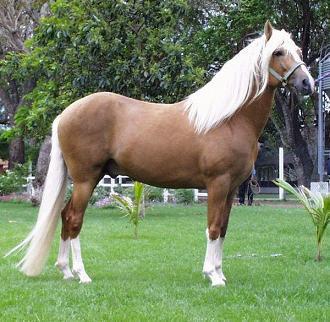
[56,92,200,185]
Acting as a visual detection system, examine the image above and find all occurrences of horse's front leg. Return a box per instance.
[203,178,234,287]
[216,190,234,283]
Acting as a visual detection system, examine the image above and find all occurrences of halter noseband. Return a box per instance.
[269,61,306,87]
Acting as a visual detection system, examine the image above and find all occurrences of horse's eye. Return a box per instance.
[273,50,284,57]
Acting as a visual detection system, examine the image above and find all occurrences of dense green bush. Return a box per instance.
[89,186,111,205]
[0,164,28,195]
[174,189,194,204]
[145,186,164,203]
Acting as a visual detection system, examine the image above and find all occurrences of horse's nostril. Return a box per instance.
[299,78,312,95]
[302,78,309,87]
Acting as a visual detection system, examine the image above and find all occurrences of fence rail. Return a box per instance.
[98,175,134,192]
[25,174,203,203]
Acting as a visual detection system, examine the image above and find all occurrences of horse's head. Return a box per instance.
[264,21,314,95]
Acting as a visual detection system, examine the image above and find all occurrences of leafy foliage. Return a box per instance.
[88,186,111,206]
[145,186,164,203]
[0,164,28,195]
[5,0,206,140]
[273,179,330,261]
[112,181,144,238]
[174,189,194,204]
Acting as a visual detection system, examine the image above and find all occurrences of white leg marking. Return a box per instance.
[203,229,225,287]
[215,237,226,282]
[71,236,92,284]
[55,238,74,280]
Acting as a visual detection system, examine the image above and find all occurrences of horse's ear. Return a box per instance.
[264,20,273,41]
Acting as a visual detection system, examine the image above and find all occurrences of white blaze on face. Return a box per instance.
[300,64,315,92]
[284,37,315,92]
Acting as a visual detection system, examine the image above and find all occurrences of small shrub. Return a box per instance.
[145,186,164,203]
[174,189,194,204]
[0,164,28,195]
[89,186,111,205]
[112,182,144,238]
[115,186,134,200]
[274,179,330,261]
[65,184,73,202]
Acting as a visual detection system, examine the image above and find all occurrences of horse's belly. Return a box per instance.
[123,171,205,189]
[113,152,204,189]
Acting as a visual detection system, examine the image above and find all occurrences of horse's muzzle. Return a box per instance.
[293,77,314,96]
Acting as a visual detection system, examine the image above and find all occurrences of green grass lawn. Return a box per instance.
[0,202,329,321]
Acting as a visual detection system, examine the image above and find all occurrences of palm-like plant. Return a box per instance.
[112,181,144,238]
[273,179,330,261]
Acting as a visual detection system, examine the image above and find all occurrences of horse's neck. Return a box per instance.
[236,86,276,139]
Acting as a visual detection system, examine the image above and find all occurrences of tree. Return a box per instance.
[188,0,329,185]
[0,0,49,168]
[11,0,206,140]
[267,0,329,186]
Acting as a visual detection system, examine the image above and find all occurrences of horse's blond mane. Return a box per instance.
[185,29,300,134]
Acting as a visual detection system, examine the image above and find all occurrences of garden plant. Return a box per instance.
[274,178,330,261]
[111,181,145,238]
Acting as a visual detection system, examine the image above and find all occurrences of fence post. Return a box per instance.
[194,189,198,202]
[110,178,116,194]
[26,161,35,198]
[279,147,285,200]
[163,189,169,203]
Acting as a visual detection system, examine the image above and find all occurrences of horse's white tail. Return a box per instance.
[5,116,67,276]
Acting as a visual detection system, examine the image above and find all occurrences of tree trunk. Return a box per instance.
[8,137,24,169]
[271,90,317,187]
[31,136,51,205]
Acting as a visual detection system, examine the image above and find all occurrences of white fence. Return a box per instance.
[98,176,176,203]
[24,175,35,197]
[24,174,330,203]
[98,175,134,193]
[24,174,211,203]
[193,189,207,202]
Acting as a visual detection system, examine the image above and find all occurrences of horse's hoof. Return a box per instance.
[79,276,92,284]
[73,269,92,284]
[215,267,227,282]
[55,261,74,280]
[211,279,226,287]
[63,274,74,280]
[203,271,226,287]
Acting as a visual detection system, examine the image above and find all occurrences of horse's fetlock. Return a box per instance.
[70,219,82,235]
[208,228,220,240]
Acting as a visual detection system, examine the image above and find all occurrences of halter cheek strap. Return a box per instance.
[269,61,306,87]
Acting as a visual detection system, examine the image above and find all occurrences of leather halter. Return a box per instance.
[269,61,306,87]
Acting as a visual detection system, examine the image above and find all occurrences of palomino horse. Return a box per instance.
[7,21,314,286]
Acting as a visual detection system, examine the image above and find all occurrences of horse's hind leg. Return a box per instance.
[55,200,74,280]
[57,181,95,283]
[71,235,90,283]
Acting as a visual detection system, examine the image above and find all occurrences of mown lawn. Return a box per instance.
[0,202,329,321]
